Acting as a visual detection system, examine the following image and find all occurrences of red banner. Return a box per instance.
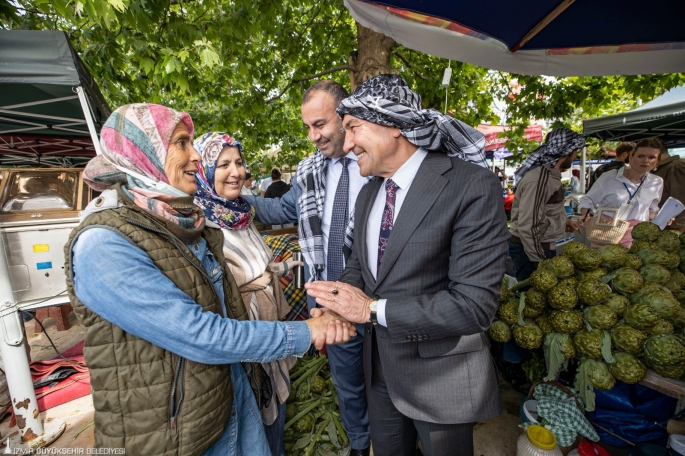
[477,124,543,152]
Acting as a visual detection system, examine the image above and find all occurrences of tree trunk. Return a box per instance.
[350,23,396,91]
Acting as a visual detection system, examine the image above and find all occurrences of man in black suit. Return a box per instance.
[307,75,509,456]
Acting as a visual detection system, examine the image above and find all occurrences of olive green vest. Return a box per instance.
[64,199,248,455]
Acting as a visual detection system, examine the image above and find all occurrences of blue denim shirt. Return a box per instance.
[72,227,312,455]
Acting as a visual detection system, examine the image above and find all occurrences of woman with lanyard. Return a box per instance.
[578,138,664,247]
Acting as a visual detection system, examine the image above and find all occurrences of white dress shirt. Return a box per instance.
[321,151,367,280]
[366,148,428,326]
[578,167,663,221]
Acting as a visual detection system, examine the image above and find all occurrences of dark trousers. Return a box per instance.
[368,332,475,456]
[508,241,556,282]
[263,400,286,456]
[326,324,370,450]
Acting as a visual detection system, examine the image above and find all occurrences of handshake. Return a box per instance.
[304,308,357,350]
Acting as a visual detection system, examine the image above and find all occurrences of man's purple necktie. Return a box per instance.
[377,179,399,271]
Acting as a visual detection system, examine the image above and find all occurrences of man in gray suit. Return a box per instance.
[306,75,509,456]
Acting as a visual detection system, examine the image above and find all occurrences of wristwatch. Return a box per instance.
[368,300,379,325]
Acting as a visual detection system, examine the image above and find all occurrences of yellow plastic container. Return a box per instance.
[517,425,563,456]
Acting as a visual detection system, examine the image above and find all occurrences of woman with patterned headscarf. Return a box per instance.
[193,131,302,456]
[66,104,354,455]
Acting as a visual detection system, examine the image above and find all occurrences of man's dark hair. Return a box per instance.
[633,137,667,155]
[302,80,349,107]
[245,172,252,180]
[271,168,281,180]
[615,142,634,158]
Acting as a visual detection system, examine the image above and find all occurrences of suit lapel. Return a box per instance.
[356,177,383,285]
[373,153,452,289]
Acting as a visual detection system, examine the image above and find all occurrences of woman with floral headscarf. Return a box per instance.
[65,104,354,456]
[193,132,302,456]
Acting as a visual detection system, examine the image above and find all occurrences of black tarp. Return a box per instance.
[0,30,110,166]
[584,85,685,148]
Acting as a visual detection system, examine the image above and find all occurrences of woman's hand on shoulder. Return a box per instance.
[306,308,357,350]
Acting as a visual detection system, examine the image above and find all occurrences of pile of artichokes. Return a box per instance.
[489,223,685,410]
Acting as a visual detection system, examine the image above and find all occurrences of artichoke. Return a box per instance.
[638,248,671,267]
[629,241,659,255]
[536,315,553,335]
[630,282,670,304]
[574,329,603,359]
[547,284,578,311]
[550,310,584,334]
[636,289,679,319]
[525,289,548,310]
[573,248,603,271]
[646,319,675,336]
[657,231,682,252]
[649,362,685,379]
[610,267,645,295]
[640,264,671,284]
[499,278,510,303]
[285,403,298,421]
[632,221,660,241]
[560,335,577,359]
[489,321,512,343]
[663,280,683,296]
[672,309,685,330]
[523,304,545,318]
[539,259,551,271]
[530,269,558,293]
[664,252,681,269]
[600,244,628,269]
[293,415,314,433]
[577,268,610,282]
[545,255,575,278]
[605,293,630,316]
[611,323,648,354]
[558,277,579,289]
[644,334,685,366]
[670,270,685,289]
[624,254,643,270]
[498,301,519,325]
[624,303,661,329]
[608,352,646,384]
[577,279,612,305]
[584,305,618,330]
[310,375,326,393]
[585,359,616,390]
[512,320,544,349]
[562,241,587,258]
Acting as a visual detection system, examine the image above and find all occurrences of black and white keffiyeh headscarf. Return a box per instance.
[296,151,362,281]
[514,128,586,187]
[336,74,488,168]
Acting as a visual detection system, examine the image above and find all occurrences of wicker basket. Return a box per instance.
[584,216,630,245]
[527,381,586,456]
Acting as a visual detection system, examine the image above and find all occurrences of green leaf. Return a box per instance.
[200,48,220,66]
[517,293,526,327]
[575,359,596,412]
[326,417,340,448]
[601,330,615,364]
[107,0,127,13]
[543,332,567,381]
[291,435,310,451]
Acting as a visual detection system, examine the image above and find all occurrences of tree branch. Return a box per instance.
[392,50,428,80]
[265,65,355,104]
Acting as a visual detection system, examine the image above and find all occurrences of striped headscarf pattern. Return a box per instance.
[514,128,586,188]
[82,103,205,231]
[336,74,488,168]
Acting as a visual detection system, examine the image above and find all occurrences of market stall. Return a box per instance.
[0,30,109,450]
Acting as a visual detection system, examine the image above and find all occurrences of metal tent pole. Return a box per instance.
[580,146,587,193]
[76,86,102,155]
[0,237,66,450]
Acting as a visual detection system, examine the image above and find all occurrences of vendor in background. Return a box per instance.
[264,168,290,199]
[587,141,633,190]
[194,131,303,456]
[241,172,260,196]
[503,186,515,221]
[67,103,354,455]
[579,138,664,247]
[509,128,585,281]
[494,166,507,186]
[569,169,581,194]
[651,143,685,232]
